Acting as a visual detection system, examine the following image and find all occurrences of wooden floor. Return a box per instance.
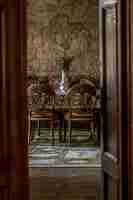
[30,167,101,200]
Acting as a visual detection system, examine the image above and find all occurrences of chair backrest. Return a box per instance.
[27,76,99,112]
[66,79,97,112]
[27,78,55,112]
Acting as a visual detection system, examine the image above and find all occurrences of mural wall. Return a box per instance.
[27,0,99,81]
[27,0,100,111]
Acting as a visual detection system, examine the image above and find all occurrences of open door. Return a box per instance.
[0,0,28,200]
[99,0,122,199]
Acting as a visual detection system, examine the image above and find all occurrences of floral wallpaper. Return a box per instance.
[27,0,99,81]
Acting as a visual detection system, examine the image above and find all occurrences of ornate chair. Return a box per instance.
[27,79,59,145]
[65,80,98,144]
[29,108,59,145]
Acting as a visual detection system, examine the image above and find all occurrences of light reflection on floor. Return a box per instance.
[29,129,101,167]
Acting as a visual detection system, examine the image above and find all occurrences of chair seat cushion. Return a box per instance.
[31,111,53,118]
[64,112,95,120]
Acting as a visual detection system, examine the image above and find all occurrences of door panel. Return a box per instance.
[103,4,118,158]
[0,5,9,199]
[0,189,8,200]
[0,0,28,200]
[99,0,122,199]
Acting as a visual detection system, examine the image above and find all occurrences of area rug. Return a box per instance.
[29,145,101,167]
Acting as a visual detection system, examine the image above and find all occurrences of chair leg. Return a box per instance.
[59,116,64,143]
[88,123,91,139]
[51,120,55,145]
[88,121,93,140]
[38,120,40,136]
[96,114,100,145]
[64,120,67,143]
[88,121,96,142]
[31,121,35,141]
[59,127,62,143]
[69,120,72,144]
[28,113,31,144]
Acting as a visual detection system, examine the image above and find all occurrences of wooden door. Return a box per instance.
[99,0,122,199]
[0,0,28,200]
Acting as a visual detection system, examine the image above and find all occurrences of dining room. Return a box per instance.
[27,0,102,199]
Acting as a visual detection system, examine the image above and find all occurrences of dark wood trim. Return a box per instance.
[5,0,29,199]
[121,0,133,199]
[119,1,128,200]
[126,0,133,199]
[0,0,29,199]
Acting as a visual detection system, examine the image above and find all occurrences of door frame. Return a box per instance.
[123,0,133,199]
[1,0,29,199]
[3,0,132,199]
[99,0,129,199]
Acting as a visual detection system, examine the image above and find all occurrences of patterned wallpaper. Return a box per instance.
[27,0,99,81]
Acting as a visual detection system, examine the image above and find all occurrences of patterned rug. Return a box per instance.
[30,128,98,147]
[29,129,101,167]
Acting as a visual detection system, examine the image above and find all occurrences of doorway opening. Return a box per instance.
[27,0,102,199]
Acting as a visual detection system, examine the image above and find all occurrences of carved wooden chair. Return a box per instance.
[27,78,66,145]
[65,81,98,144]
[27,79,59,145]
[28,108,59,145]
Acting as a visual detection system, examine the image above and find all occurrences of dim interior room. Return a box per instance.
[27,0,102,199]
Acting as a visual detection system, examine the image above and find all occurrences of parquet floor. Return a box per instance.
[29,129,101,167]
[30,167,101,200]
[29,129,101,200]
